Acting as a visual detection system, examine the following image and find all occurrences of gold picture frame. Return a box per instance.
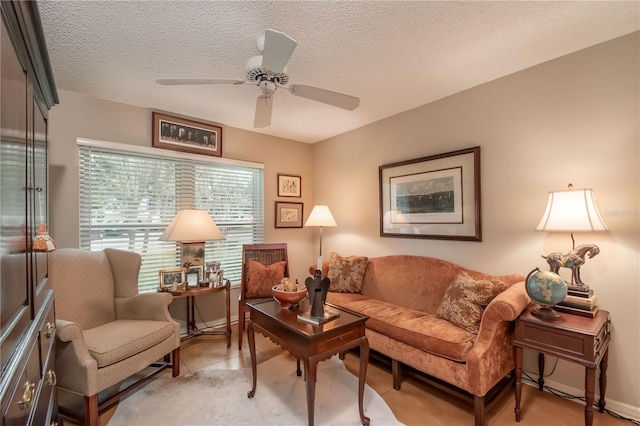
[158,267,186,290]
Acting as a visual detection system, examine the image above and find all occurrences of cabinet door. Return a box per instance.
[30,95,50,310]
[0,11,30,372]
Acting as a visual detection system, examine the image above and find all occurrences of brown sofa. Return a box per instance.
[311,254,530,426]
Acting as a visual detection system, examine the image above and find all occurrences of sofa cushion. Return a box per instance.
[245,260,286,298]
[436,271,506,334]
[327,293,476,362]
[327,252,368,293]
[83,319,176,367]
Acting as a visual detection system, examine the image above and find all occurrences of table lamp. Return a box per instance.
[160,209,226,271]
[304,205,337,270]
[536,184,607,292]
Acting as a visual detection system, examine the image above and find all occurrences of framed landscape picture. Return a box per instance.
[152,112,222,157]
[275,202,303,228]
[379,146,481,241]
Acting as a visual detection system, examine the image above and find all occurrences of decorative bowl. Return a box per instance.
[272,284,308,309]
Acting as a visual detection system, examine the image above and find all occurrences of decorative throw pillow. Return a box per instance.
[245,260,286,298]
[436,271,506,334]
[327,252,368,293]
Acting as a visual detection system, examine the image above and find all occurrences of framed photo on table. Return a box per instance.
[152,112,222,157]
[275,202,303,228]
[159,267,185,290]
[379,146,481,241]
[277,174,301,197]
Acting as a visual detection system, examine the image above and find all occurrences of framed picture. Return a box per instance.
[379,146,481,241]
[159,267,186,289]
[182,242,205,266]
[277,174,301,197]
[275,202,303,228]
[152,112,222,157]
[187,265,204,281]
[185,270,199,287]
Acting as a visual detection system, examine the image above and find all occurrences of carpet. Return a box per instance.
[109,354,403,425]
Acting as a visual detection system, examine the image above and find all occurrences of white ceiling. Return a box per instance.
[38,1,639,144]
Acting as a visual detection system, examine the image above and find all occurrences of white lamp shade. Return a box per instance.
[304,205,337,227]
[536,188,608,232]
[160,209,226,242]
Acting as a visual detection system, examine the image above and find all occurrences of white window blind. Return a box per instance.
[78,139,264,293]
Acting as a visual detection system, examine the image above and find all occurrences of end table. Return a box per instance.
[514,305,610,426]
[166,282,231,347]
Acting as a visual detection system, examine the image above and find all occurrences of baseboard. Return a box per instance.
[522,375,640,422]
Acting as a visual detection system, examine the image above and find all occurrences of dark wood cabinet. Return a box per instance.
[0,1,58,424]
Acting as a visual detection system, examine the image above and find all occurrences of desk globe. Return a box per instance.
[525,267,568,319]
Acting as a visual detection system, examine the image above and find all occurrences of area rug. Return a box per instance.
[109,354,403,425]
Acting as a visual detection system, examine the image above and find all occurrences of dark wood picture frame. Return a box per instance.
[277,174,302,197]
[275,202,304,228]
[379,146,481,241]
[152,112,222,157]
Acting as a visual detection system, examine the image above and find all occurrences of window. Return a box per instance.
[78,138,264,293]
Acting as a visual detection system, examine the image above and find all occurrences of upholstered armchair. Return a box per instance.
[48,248,180,426]
[238,243,289,350]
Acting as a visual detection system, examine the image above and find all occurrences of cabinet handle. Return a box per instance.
[18,381,35,409]
[46,369,57,386]
[45,322,55,338]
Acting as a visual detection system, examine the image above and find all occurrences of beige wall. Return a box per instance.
[311,32,639,412]
[48,32,639,414]
[47,91,317,337]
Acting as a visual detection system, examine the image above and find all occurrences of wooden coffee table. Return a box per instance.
[246,299,370,426]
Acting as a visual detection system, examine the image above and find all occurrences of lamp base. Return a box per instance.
[531,306,562,320]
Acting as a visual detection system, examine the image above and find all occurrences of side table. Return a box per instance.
[514,305,611,426]
[166,282,231,347]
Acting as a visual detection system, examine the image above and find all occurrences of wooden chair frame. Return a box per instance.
[238,243,289,350]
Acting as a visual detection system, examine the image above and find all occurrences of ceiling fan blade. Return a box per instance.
[288,84,360,110]
[254,95,273,128]
[156,78,245,86]
[261,29,297,74]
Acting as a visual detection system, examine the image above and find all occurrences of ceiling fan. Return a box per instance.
[156,29,360,128]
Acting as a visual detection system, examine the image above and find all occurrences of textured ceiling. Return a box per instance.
[38,1,639,144]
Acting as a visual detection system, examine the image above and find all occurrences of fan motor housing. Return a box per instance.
[246,55,289,85]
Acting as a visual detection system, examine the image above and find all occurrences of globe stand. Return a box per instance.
[531,305,562,320]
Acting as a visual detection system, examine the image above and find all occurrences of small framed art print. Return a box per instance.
[275,202,303,228]
[277,174,301,197]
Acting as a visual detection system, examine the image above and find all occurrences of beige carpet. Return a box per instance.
[109,354,403,425]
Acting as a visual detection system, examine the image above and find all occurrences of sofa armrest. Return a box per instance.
[465,282,531,395]
[482,281,531,323]
[115,292,174,321]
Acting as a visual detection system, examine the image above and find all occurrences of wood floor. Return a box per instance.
[89,324,630,425]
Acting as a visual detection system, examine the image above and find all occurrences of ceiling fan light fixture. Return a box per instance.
[157,28,360,128]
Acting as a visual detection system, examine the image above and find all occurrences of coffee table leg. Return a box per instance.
[304,358,317,426]
[359,337,371,425]
[247,321,257,398]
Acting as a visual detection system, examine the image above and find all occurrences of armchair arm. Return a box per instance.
[55,319,99,395]
[466,282,531,395]
[115,292,174,321]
